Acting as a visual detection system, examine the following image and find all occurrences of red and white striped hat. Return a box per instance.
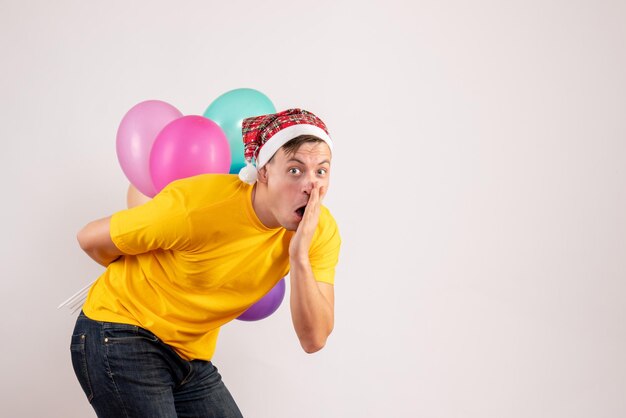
[238,108,333,184]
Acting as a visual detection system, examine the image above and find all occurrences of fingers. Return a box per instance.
[313,182,327,201]
[292,183,327,254]
[303,186,320,224]
[311,182,319,198]
[319,185,327,201]
[308,183,322,209]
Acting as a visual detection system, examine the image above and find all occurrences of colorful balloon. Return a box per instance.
[126,184,151,208]
[203,88,275,174]
[116,100,183,197]
[237,278,286,321]
[149,115,231,193]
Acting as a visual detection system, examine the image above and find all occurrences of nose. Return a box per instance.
[302,173,317,196]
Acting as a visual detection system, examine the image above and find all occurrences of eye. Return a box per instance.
[317,168,328,176]
[288,167,301,175]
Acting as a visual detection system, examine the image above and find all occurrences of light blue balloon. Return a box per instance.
[203,88,276,174]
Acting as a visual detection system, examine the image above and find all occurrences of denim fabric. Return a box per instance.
[70,311,244,418]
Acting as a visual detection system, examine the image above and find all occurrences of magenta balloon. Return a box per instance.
[149,115,231,193]
[237,278,286,322]
[116,100,183,197]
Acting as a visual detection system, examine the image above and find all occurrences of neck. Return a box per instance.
[251,184,280,229]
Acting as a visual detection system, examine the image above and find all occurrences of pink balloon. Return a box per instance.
[116,100,183,197]
[149,115,231,193]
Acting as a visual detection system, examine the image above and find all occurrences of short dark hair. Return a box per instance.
[281,135,325,156]
[266,135,326,164]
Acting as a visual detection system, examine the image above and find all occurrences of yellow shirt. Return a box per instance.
[82,174,340,360]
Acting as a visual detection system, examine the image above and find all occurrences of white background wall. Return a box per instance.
[1,0,625,417]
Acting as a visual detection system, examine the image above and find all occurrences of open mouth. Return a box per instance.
[295,205,307,218]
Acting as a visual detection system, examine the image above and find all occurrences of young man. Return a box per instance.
[70,109,341,418]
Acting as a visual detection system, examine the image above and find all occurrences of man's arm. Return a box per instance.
[289,258,335,353]
[289,183,335,353]
[77,185,151,267]
[77,216,125,267]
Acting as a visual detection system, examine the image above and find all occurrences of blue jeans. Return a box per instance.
[70,311,244,418]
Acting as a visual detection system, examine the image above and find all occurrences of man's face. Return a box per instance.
[260,141,332,231]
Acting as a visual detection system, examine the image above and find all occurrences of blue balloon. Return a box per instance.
[203,88,276,174]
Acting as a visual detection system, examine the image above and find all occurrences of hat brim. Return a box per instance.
[256,124,333,168]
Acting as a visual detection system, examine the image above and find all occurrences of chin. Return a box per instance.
[283,223,299,232]
[280,218,300,231]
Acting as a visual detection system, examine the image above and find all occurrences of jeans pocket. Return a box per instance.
[70,333,94,402]
[103,324,160,343]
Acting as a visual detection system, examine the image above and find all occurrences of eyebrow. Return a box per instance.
[287,158,331,166]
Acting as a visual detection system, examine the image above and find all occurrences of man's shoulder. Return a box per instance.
[168,174,249,205]
[319,205,338,226]
[315,206,340,245]
[174,173,241,189]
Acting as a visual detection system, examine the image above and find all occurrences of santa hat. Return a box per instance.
[238,108,333,184]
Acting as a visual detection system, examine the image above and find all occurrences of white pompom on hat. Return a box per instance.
[238,109,333,184]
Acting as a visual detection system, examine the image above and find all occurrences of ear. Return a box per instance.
[257,166,269,184]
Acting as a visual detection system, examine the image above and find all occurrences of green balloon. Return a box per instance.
[203,88,276,174]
